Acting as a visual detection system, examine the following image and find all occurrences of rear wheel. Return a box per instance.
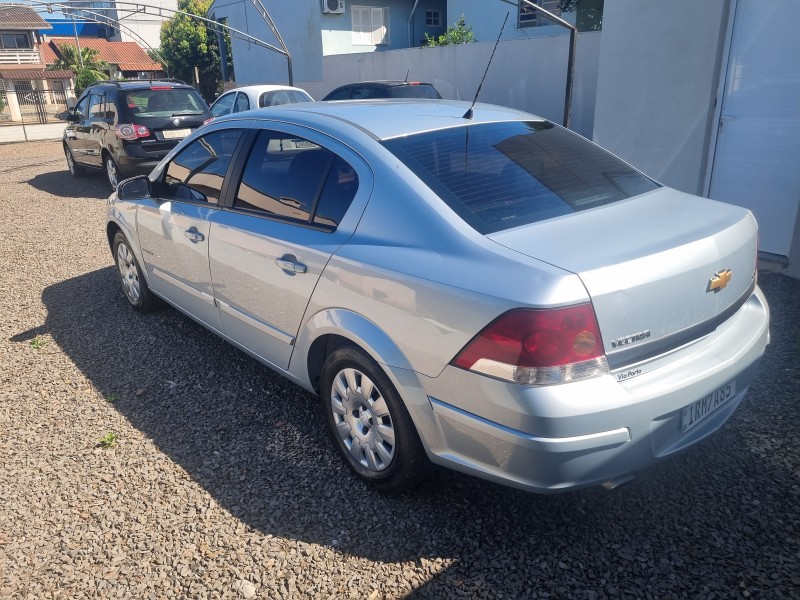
[104,154,121,189]
[113,232,158,312]
[64,145,85,177]
[320,345,429,491]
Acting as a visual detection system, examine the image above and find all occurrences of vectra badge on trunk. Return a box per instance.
[707,269,732,293]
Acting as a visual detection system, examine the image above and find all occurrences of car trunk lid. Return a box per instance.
[488,188,759,368]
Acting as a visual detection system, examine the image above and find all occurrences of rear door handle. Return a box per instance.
[275,257,307,274]
[184,227,205,243]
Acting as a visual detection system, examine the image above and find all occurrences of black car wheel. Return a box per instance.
[320,344,430,491]
[113,232,159,313]
[64,145,85,177]
[105,154,121,189]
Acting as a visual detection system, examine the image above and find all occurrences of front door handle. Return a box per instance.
[275,257,307,274]
[184,227,205,243]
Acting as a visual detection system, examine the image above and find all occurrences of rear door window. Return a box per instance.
[383,121,659,234]
[234,92,250,113]
[233,130,359,229]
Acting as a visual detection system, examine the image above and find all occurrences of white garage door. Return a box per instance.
[709,0,800,257]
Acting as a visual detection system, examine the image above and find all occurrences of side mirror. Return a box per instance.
[116,175,152,200]
[57,111,76,122]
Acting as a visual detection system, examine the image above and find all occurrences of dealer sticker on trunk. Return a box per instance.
[681,381,737,433]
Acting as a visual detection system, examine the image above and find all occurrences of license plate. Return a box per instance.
[162,128,191,139]
[681,381,736,433]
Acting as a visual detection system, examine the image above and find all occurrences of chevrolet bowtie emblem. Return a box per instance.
[707,269,732,293]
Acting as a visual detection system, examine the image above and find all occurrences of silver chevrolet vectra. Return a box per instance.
[107,100,770,493]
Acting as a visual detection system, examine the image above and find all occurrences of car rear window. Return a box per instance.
[259,90,312,107]
[382,121,659,234]
[389,85,441,99]
[124,89,208,117]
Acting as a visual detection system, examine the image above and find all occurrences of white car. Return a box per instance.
[208,85,313,120]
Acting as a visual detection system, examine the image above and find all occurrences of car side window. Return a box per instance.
[234,92,250,113]
[211,93,235,118]
[162,129,243,204]
[88,94,105,119]
[325,88,351,101]
[234,130,359,229]
[73,95,89,119]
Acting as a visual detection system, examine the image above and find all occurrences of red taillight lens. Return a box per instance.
[452,305,608,385]
[115,124,150,141]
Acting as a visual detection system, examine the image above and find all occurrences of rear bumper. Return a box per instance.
[415,287,770,493]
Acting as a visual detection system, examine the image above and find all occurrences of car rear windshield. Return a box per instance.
[124,88,208,118]
[389,85,441,99]
[259,89,312,107]
[382,121,659,234]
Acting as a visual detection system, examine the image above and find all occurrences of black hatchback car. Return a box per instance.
[322,80,442,101]
[59,79,212,188]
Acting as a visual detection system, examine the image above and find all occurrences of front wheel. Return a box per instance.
[105,154,121,189]
[113,232,159,312]
[320,345,430,491]
[65,145,85,177]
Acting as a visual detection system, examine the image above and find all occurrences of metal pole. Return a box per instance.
[72,16,83,68]
[563,27,576,129]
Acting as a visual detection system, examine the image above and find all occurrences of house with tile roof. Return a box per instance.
[41,36,164,79]
[0,4,73,124]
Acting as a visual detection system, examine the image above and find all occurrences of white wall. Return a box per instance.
[592,0,730,194]
[298,31,601,139]
[209,1,323,84]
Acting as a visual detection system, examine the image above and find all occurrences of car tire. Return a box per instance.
[104,154,121,190]
[320,344,430,491]
[64,145,85,177]
[112,232,159,313]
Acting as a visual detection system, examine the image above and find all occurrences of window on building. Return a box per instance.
[518,0,562,28]
[0,33,31,49]
[352,6,390,45]
[425,10,441,27]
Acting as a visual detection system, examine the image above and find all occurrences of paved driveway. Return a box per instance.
[1,141,798,599]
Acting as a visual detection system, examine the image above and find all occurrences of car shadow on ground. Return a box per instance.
[15,268,799,596]
[27,170,111,199]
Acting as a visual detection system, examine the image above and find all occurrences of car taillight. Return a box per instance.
[452,304,609,386]
[115,124,150,141]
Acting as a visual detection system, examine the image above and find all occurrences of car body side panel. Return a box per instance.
[135,199,223,331]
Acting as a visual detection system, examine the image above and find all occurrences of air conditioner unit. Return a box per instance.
[322,0,345,15]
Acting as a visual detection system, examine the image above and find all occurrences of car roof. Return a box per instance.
[224,84,310,94]
[222,99,544,141]
[90,79,195,91]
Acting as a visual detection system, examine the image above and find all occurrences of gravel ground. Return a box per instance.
[0,140,798,599]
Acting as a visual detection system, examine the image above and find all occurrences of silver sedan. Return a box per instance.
[106,100,770,493]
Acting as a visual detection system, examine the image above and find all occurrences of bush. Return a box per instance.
[424,15,475,47]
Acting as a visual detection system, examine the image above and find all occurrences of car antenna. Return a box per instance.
[463,11,509,120]
[405,69,410,82]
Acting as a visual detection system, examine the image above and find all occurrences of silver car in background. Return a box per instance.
[107,100,769,493]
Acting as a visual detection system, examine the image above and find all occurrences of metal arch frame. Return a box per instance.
[497,0,577,129]
[22,0,294,84]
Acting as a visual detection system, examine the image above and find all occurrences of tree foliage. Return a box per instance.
[424,15,475,47]
[160,0,223,102]
[51,44,108,94]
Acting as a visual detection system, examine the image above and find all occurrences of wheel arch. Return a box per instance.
[296,308,444,464]
[296,309,415,396]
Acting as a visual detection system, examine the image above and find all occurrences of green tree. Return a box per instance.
[558,0,604,32]
[424,15,475,47]
[50,44,109,94]
[160,0,223,102]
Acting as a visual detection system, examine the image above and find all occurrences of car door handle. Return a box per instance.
[184,227,205,243]
[275,257,307,274]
